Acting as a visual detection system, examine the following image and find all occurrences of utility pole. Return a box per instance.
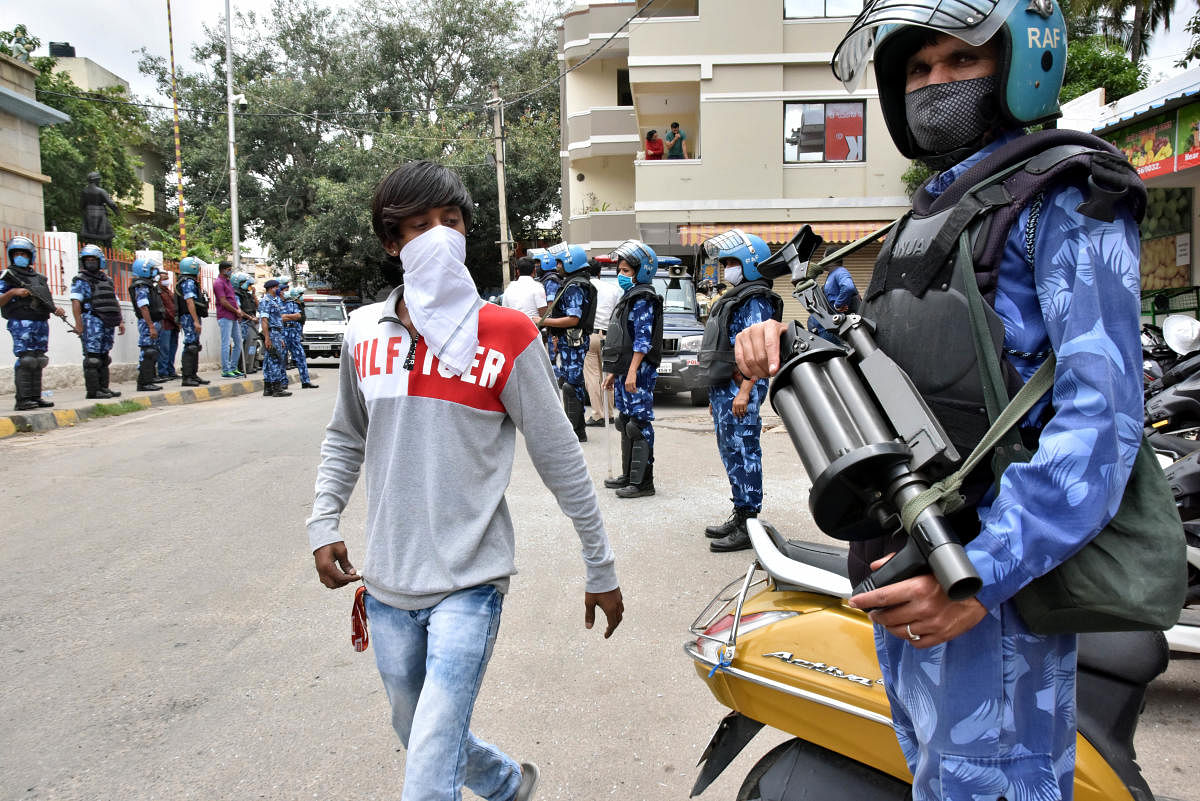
[166,0,186,255]
[488,82,512,288]
[224,0,242,273]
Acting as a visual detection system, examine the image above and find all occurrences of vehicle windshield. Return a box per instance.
[306,303,346,322]
[601,275,698,315]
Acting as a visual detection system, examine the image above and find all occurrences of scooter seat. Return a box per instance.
[770,533,851,580]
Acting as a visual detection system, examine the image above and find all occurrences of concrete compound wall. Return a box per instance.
[0,293,223,395]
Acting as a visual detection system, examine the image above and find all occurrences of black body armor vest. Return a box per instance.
[849,129,1146,585]
[129,277,164,322]
[603,284,663,373]
[175,277,210,318]
[548,273,598,341]
[699,279,783,386]
[237,288,257,316]
[77,270,123,326]
[1,267,54,320]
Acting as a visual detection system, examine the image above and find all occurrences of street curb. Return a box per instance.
[0,374,294,439]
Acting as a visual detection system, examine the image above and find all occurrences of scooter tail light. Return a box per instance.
[696,611,799,661]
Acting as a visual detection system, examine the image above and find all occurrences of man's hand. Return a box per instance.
[12,288,30,298]
[71,323,84,336]
[313,542,363,589]
[734,319,789,380]
[848,555,987,649]
[118,323,126,336]
[732,391,750,419]
[584,588,624,638]
[624,371,637,393]
[602,373,615,391]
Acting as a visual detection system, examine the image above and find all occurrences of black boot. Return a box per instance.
[302,381,319,389]
[99,354,120,397]
[563,385,587,442]
[705,504,741,539]
[137,347,162,391]
[273,383,293,397]
[603,414,632,488]
[263,381,274,397]
[83,352,107,399]
[615,423,655,498]
[181,344,202,386]
[710,508,756,553]
[13,353,41,411]
[30,352,53,407]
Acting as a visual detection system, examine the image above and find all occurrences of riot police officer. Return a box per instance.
[282,287,318,389]
[697,230,783,551]
[127,256,164,392]
[234,274,259,373]
[537,251,563,375]
[69,243,125,399]
[539,243,596,441]
[602,240,663,498]
[257,279,291,397]
[0,235,68,410]
[175,256,211,387]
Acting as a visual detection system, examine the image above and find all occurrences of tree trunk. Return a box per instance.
[1131,0,1147,64]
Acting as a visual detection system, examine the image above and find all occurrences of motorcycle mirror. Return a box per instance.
[1163,314,1200,356]
[758,225,825,283]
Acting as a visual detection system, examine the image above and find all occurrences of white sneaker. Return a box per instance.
[515,762,539,801]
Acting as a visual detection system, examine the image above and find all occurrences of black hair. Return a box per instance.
[646,129,657,140]
[218,260,233,270]
[670,121,680,128]
[372,160,474,248]
[587,258,601,277]
[516,256,537,276]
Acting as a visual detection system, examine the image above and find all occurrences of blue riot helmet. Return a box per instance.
[610,240,658,285]
[179,256,202,276]
[547,243,589,274]
[7,235,35,266]
[79,243,106,272]
[701,229,772,281]
[131,257,160,279]
[286,288,304,300]
[536,250,559,274]
[832,0,1067,160]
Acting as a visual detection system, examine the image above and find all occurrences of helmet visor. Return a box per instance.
[702,230,749,260]
[833,0,1020,90]
[609,241,644,269]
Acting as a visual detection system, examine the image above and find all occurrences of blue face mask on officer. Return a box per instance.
[618,274,634,291]
[12,253,31,268]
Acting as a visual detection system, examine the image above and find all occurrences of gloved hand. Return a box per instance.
[268,345,282,361]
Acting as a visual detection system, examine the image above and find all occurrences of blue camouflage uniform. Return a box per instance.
[614,296,658,449]
[0,275,50,359]
[542,274,562,375]
[876,132,1143,801]
[258,293,287,384]
[69,276,116,355]
[281,297,311,384]
[555,283,589,402]
[132,284,161,367]
[178,277,201,345]
[708,296,775,513]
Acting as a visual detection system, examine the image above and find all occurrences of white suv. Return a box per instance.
[301,295,349,361]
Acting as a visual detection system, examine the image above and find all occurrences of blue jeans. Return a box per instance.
[218,317,243,373]
[157,328,179,377]
[365,586,521,801]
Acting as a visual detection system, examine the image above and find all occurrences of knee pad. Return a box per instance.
[104,353,113,366]
[37,352,49,369]
[625,418,646,441]
[185,342,202,355]
[84,353,104,370]
[17,352,40,371]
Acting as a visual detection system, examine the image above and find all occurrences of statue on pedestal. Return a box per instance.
[80,172,118,248]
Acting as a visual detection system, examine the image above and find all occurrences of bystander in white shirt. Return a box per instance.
[590,276,622,332]
[501,274,548,325]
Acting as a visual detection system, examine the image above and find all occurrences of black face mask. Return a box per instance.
[905,75,999,161]
[82,258,101,274]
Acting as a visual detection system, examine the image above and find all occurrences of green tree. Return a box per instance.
[136,0,563,297]
[1076,0,1182,64]
[1061,35,1147,103]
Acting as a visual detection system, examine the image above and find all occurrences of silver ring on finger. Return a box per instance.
[906,623,921,641]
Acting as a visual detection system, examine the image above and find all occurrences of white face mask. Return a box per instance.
[723,265,744,286]
[399,225,481,376]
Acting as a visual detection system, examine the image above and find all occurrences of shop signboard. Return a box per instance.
[1104,110,1177,178]
[1178,102,1200,172]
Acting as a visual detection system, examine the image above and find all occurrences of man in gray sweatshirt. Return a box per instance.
[307,161,623,801]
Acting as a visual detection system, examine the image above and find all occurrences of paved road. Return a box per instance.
[1,365,1196,800]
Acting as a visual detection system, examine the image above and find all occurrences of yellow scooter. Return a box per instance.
[686,226,1178,800]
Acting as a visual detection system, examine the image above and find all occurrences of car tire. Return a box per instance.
[690,388,709,407]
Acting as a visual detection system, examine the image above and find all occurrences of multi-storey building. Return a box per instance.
[558,0,912,314]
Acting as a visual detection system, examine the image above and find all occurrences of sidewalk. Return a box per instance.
[0,368,312,439]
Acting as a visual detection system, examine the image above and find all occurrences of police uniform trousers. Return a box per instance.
[282,324,310,383]
[179,314,200,345]
[7,319,49,359]
[876,604,1077,801]
[545,332,561,380]
[614,361,656,450]
[81,313,115,355]
[559,338,588,403]
[263,327,287,384]
[136,319,160,364]
[708,379,768,513]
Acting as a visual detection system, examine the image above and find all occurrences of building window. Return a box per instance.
[617,69,632,107]
[784,101,865,163]
[785,0,863,18]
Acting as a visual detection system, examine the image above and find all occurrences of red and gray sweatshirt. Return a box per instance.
[307,287,618,610]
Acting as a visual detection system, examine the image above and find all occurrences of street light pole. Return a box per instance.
[225,0,241,273]
[488,82,512,289]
